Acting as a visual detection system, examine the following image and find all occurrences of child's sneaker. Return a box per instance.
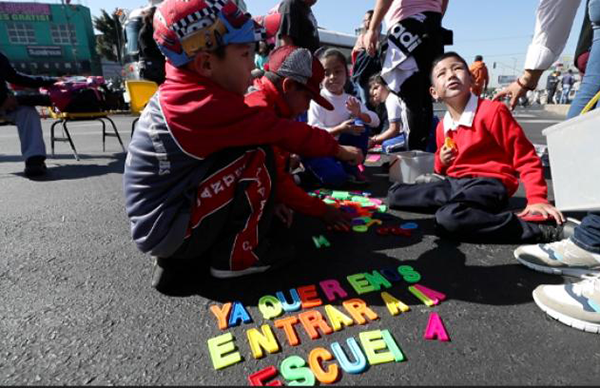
[532,274,600,334]
[514,238,600,278]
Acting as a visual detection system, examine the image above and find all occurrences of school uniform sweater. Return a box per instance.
[434,96,548,205]
[245,77,329,218]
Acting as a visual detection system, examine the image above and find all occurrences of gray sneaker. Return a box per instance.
[533,274,600,334]
[514,238,600,278]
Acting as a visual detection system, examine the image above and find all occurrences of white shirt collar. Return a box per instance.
[443,93,478,133]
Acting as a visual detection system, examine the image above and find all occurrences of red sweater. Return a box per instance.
[434,98,548,205]
[159,63,340,159]
[245,77,329,217]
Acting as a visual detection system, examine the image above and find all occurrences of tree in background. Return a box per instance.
[93,9,123,63]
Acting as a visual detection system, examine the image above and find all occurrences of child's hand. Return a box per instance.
[517,203,566,225]
[321,205,352,231]
[439,145,456,166]
[336,145,364,166]
[339,119,364,135]
[345,96,362,117]
[274,204,294,228]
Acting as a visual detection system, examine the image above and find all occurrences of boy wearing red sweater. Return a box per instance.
[123,0,362,292]
[245,45,351,230]
[387,52,569,243]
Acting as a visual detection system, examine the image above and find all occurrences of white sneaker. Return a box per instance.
[533,274,600,334]
[209,264,271,279]
[514,238,600,278]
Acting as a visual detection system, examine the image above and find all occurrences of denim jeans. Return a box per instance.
[572,213,600,254]
[3,105,46,160]
[568,0,600,118]
[559,85,572,103]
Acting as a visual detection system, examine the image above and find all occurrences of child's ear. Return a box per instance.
[193,52,213,77]
[429,86,439,101]
[282,78,298,93]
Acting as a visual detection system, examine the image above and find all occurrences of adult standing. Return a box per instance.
[546,70,560,104]
[277,0,320,53]
[365,0,450,151]
[559,69,575,103]
[469,55,490,97]
[138,6,165,85]
[350,10,382,105]
[0,51,57,177]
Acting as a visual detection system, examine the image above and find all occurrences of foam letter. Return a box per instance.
[297,285,322,309]
[381,292,410,316]
[364,270,392,291]
[259,295,284,319]
[324,304,355,331]
[381,330,405,362]
[398,265,421,283]
[424,312,450,341]
[408,285,435,307]
[280,355,315,386]
[229,301,252,327]
[247,324,281,359]
[207,332,242,370]
[248,366,283,386]
[379,268,402,282]
[274,316,301,346]
[319,279,348,302]
[342,298,379,325]
[330,338,367,374]
[276,289,302,312]
[413,284,446,305]
[346,273,375,295]
[308,347,339,384]
[298,310,333,340]
[209,302,232,330]
[359,330,395,365]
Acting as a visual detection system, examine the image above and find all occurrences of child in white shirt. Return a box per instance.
[306,49,380,186]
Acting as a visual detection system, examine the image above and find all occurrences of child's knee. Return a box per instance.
[435,205,462,234]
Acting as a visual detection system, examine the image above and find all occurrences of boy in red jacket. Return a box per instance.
[245,45,351,230]
[123,0,363,292]
[387,52,570,243]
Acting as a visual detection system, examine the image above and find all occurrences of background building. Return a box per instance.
[0,1,101,76]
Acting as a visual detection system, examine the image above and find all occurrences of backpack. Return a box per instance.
[41,76,106,113]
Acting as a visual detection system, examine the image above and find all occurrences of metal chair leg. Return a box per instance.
[61,120,79,161]
[50,120,61,158]
[97,118,106,152]
[104,116,125,152]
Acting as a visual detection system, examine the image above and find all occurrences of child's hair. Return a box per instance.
[430,51,469,80]
[317,48,349,77]
[368,74,387,89]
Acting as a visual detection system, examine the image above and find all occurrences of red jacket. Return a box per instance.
[245,77,329,217]
[159,63,340,159]
[434,98,548,205]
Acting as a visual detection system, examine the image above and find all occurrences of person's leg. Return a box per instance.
[434,178,544,243]
[5,105,47,177]
[381,133,406,153]
[547,88,555,104]
[387,178,452,211]
[568,0,600,118]
[398,72,432,151]
[573,213,600,254]
[302,156,349,188]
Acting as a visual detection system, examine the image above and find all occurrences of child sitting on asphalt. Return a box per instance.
[304,48,380,187]
[245,45,352,231]
[123,0,363,292]
[387,51,574,243]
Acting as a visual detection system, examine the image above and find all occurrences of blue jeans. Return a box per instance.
[568,0,600,118]
[559,85,572,104]
[572,213,600,254]
[382,133,406,153]
[4,105,47,160]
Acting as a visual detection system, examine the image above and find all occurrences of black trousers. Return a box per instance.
[387,177,543,243]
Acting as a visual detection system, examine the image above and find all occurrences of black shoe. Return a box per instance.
[537,217,581,242]
[151,257,195,294]
[24,155,47,177]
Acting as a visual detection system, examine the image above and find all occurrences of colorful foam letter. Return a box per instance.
[408,286,435,307]
[330,338,367,374]
[359,330,396,365]
[413,284,446,305]
[280,355,316,386]
[298,310,333,340]
[319,279,348,302]
[247,324,281,359]
[297,285,323,309]
[381,292,410,316]
[342,299,379,325]
[228,301,252,327]
[207,332,242,370]
[274,316,301,346]
[346,273,375,295]
[259,295,284,319]
[308,347,339,384]
[398,265,421,283]
[381,330,405,362]
[312,235,330,248]
[324,304,355,331]
[248,366,283,386]
[424,312,450,341]
[209,302,232,330]
[276,289,302,312]
[364,270,392,291]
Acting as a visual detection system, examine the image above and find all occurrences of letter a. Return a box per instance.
[423,312,450,342]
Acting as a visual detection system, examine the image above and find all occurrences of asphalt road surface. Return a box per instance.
[0,107,597,385]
